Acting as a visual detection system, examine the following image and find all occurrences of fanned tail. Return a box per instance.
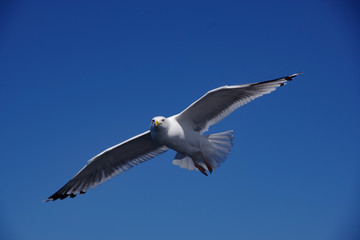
[172,130,234,175]
[204,130,234,169]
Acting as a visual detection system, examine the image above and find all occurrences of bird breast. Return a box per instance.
[151,117,201,155]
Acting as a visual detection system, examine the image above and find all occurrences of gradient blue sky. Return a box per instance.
[1,1,359,240]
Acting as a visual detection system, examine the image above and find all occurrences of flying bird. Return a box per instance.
[45,73,301,201]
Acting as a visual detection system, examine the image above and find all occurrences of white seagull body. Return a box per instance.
[45,73,301,201]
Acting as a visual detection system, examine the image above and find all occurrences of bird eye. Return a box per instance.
[152,119,155,123]
[162,119,165,122]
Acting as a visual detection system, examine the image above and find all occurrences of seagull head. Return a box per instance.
[151,116,167,129]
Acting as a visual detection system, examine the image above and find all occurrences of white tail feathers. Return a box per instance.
[172,130,234,174]
[204,130,234,168]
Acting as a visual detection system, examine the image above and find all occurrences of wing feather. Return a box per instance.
[176,73,301,132]
[45,131,167,201]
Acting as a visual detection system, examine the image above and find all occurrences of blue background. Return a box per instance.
[1,1,359,239]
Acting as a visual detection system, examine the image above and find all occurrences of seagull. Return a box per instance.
[45,73,301,201]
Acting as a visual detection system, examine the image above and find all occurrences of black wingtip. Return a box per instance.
[43,190,87,202]
[285,72,303,81]
[43,193,70,202]
[250,72,302,87]
[277,72,303,87]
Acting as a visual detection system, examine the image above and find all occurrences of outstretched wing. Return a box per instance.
[176,73,301,132]
[45,131,168,201]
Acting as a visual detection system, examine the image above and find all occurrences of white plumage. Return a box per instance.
[45,73,301,201]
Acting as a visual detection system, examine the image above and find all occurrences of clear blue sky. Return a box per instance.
[0,1,359,239]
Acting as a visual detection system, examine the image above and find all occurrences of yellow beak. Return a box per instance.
[154,121,161,127]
